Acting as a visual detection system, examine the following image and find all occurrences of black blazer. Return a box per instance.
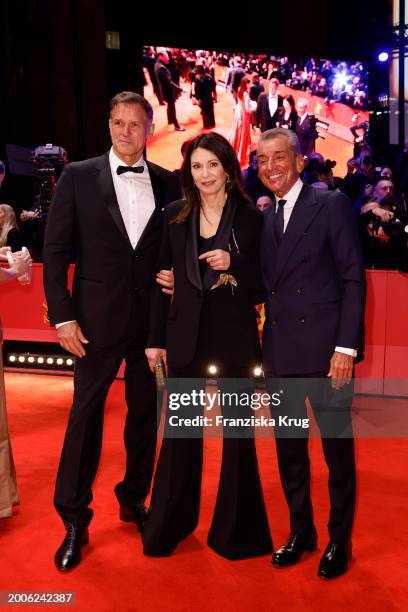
[43,152,180,347]
[295,115,316,156]
[261,183,366,375]
[148,198,265,368]
[256,93,283,132]
[154,60,179,102]
[278,109,298,132]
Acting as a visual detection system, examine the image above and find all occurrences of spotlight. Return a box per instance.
[18,356,26,363]
[56,358,64,365]
[66,359,74,366]
[208,364,218,375]
[378,51,389,63]
[28,356,35,364]
[47,358,54,365]
[8,355,16,363]
[254,366,263,377]
[37,357,44,364]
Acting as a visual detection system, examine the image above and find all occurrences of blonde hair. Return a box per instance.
[0,204,18,246]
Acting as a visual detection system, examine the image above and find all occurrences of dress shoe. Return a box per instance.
[54,523,89,571]
[175,126,186,132]
[119,500,150,532]
[318,540,352,579]
[272,528,317,567]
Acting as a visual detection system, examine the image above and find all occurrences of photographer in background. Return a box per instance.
[342,148,376,205]
[359,180,408,271]
[295,98,318,155]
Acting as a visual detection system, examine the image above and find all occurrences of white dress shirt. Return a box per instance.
[268,94,279,118]
[298,112,308,126]
[56,148,155,329]
[275,178,356,357]
[109,148,155,249]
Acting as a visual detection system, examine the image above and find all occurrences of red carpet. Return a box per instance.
[1,373,407,611]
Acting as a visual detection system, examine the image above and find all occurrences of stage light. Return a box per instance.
[254,366,263,377]
[378,52,389,63]
[47,358,54,365]
[37,357,44,364]
[8,355,16,363]
[28,356,35,363]
[18,356,26,363]
[208,364,218,375]
[56,358,64,365]
[66,359,74,366]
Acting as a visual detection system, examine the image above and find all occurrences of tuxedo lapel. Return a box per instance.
[96,153,133,248]
[135,162,165,252]
[202,197,237,291]
[275,184,322,284]
[185,204,202,293]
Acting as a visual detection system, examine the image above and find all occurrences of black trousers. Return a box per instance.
[266,373,356,542]
[165,97,179,127]
[54,301,157,528]
[142,367,273,560]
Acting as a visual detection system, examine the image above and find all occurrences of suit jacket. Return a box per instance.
[256,93,283,132]
[154,60,179,102]
[295,115,316,155]
[261,183,366,375]
[148,198,265,368]
[43,153,180,348]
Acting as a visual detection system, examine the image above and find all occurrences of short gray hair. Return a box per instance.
[257,128,301,155]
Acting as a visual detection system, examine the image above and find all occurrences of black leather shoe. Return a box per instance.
[318,540,352,579]
[119,501,150,532]
[175,126,186,131]
[272,528,317,566]
[54,523,89,571]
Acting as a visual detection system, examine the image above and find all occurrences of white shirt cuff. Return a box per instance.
[335,346,357,358]
[55,320,76,329]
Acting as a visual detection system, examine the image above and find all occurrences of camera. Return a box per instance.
[31,144,67,220]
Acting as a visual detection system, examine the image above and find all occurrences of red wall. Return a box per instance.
[1,267,407,394]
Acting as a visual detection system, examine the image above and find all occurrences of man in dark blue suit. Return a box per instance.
[257,128,365,579]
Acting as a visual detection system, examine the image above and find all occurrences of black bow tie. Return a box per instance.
[117,165,144,176]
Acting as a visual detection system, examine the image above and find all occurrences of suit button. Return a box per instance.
[296,288,302,295]
[271,319,277,325]
[299,317,305,323]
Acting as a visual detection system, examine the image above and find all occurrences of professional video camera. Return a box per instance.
[29,144,67,220]
[308,114,319,141]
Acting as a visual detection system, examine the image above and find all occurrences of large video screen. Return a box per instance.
[143,46,369,176]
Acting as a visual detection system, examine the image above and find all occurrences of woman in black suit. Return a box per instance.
[143,132,272,560]
[276,94,298,132]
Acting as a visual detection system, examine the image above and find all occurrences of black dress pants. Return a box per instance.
[142,365,273,560]
[266,373,356,542]
[54,302,156,528]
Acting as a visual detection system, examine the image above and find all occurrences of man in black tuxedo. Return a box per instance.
[257,128,365,579]
[154,49,185,132]
[255,78,283,133]
[43,91,180,571]
[295,98,318,156]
